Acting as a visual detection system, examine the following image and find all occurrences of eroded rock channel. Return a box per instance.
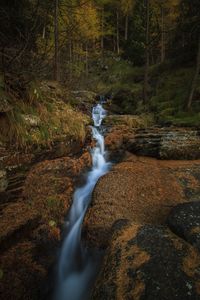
[0,107,200,300]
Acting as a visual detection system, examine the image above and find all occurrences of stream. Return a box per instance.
[54,103,111,300]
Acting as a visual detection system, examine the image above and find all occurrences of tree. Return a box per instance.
[120,0,135,41]
[178,0,200,109]
[143,0,150,103]
[187,36,200,110]
[54,0,59,81]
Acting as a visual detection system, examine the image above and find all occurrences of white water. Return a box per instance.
[55,104,110,300]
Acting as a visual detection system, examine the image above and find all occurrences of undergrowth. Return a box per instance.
[84,56,200,126]
[0,81,89,149]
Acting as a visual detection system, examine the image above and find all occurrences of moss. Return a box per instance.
[85,55,199,126]
[159,110,200,127]
[104,114,154,128]
[0,82,90,149]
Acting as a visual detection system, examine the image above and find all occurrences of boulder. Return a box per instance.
[0,151,92,300]
[92,223,200,300]
[167,201,200,251]
[84,155,200,248]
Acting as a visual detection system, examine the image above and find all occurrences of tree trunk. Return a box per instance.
[187,36,200,110]
[143,0,150,103]
[85,44,88,76]
[161,6,165,63]
[116,11,120,55]
[113,35,116,52]
[42,26,46,39]
[54,0,59,81]
[125,15,128,41]
[101,7,104,54]
[69,40,72,79]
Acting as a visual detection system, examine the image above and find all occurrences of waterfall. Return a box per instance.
[55,103,110,300]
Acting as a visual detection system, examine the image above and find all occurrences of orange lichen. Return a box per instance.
[85,155,200,247]
[113,225,150,300]
[182,247,200,278]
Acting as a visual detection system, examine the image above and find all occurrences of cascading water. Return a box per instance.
[55,103,110,300]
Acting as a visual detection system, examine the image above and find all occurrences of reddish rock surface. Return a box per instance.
[0,151,92,300]
[84,155,200,248]
[104,125,200,160]
[92,222,200,300]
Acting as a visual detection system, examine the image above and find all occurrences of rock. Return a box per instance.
[22,114,41,127]
[0,96,13,112]
[105,124,200,160]
[167,201,200,251]
[0,136,87,204]
[128,127,200,160]
[104,114,154,128]
[0,151,92,300]
[84,155,200,248]
[72,90,96,105]
[92,223,200,300]
[0,170,8,192]
[23,151,92,225]
[0,242,47,300]
[70,90,97,115]
[105,125,132,157]
[0,202,41,250]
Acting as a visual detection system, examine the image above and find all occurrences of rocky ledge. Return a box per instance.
[0,151,91,300]
[104,116,200,160]
[0,134,89,205]
[92,221,200,300]
[84,154,200,248]
[86,151,200,300]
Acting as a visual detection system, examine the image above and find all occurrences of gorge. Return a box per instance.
[55,103,111,300]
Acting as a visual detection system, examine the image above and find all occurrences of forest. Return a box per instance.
[0,1,200,300]
[0,0,200,133]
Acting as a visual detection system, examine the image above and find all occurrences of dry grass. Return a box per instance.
[0,84,89,149]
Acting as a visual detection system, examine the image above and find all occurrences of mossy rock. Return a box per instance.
[104,114,154,128]
[92,223,200,300]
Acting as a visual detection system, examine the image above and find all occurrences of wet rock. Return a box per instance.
[167,201,200,251]
[0,151,92,300]
[84,156,200,248]
[92,223,200,300]
[0,169,8,192]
